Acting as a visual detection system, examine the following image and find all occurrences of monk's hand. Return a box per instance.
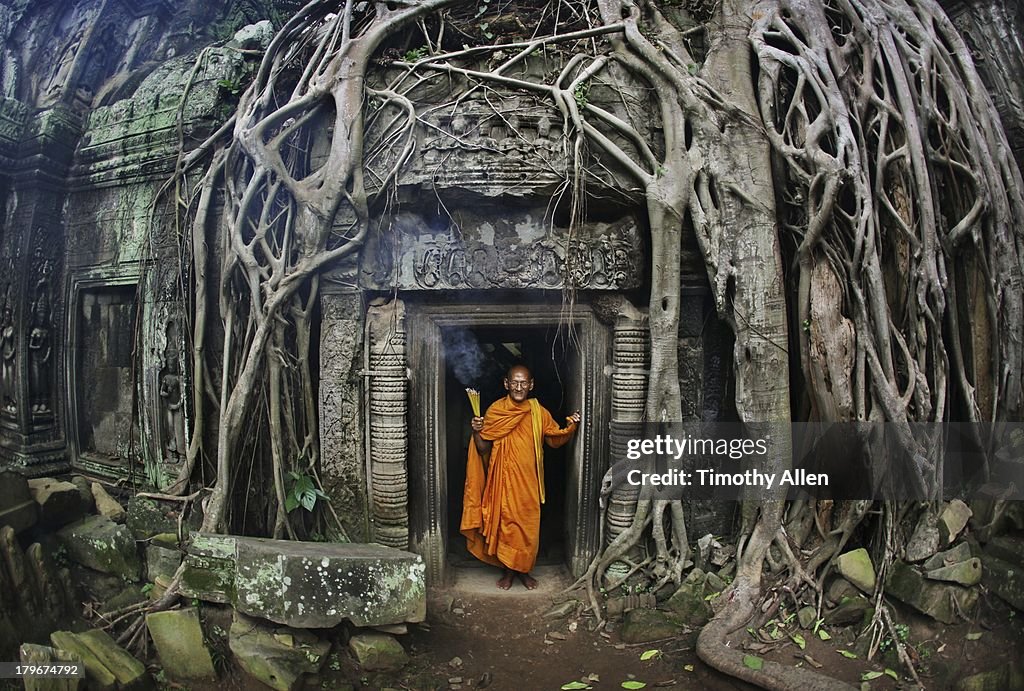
[567,411,581,425]
[471,416,485,432]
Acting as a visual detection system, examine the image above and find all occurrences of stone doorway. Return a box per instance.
[406,301,610,586]
[442,324,576,571]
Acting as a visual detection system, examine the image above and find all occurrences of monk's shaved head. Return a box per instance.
[506,364,533,380]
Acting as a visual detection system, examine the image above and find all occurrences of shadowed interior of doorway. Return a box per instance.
[442,325,576,571]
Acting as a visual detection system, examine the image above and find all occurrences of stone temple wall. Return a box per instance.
[0,1,1020,570]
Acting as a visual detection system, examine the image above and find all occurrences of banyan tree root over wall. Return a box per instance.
[155,1,1023,688]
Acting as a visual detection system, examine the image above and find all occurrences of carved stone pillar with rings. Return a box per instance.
[605,299,648,583]
[365,298,410,549]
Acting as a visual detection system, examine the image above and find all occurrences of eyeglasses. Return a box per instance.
[506,381,531,390]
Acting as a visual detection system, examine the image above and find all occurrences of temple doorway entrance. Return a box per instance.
[442,324,575,571]
[405,301,610,587]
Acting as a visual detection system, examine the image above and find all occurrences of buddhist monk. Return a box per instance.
[461,364,581,590]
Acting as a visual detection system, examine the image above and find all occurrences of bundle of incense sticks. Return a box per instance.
[465,388,481,417]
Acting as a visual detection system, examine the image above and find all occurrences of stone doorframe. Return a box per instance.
[404,301,612,585]
[65,268,141,479]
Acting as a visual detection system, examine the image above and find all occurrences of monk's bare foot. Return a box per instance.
[497,571,514,590]
[518,572,538,590]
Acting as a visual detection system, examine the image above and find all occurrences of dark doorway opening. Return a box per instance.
[442,325,577,569]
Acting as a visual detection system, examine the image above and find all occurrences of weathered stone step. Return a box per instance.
[180,533,426,628]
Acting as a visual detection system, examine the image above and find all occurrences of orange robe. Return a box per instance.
[461,395,577,573]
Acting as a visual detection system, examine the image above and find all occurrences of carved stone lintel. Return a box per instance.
[366,299,409,549]
[364,217,645,291]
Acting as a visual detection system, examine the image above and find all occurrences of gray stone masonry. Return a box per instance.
[180,534,426,628]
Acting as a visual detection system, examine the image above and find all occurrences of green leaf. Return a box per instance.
[791,634,806,650]
[861,671,883,681]
[621,682,647,690]
[817,628,832,641]
[560,683,591,690]
[285,493,299,513]
[884,669,898,680]
[704,591,721,601]
[300,490,317,511]
[838,650,858,659]
[742,655,764,671]
[966,632,982,641]
[639,650,660,661]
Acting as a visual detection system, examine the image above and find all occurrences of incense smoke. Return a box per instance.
[445,328,485,386]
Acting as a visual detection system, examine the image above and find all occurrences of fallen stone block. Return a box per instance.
[57,516,140,580]
[886,561,978,624]
[825,597,872,626]
[28,479,84,530]
[146,607,215,681]
[826,577,858,605]
[181,534,426,628]
[980,552,1024,612]
[91,483,125,524]
[348,632,408,672]
[922,542,972,571]
[836,548,876,593]
[69,477,95,514]
[49,632,116,691]
[19,643,84,691]
[76,629,149,690]
[230,612,329,690]
[125,497,178,540]
[665,569,712,627]
[926,557,982,587]
[906,514,940,562]
[940,500,973,544]
[0,470,37,534]
[619,608,684,643]
[145,533,182,583]
[984,535,1024,569]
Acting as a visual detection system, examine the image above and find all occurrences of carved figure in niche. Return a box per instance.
[159,322,186,464]
[27,270,52,415]
[41,32,82,104]
[1,284,15,414]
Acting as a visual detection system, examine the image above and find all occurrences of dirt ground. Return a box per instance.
[303,564,1024,691]
[51,562,1020,691]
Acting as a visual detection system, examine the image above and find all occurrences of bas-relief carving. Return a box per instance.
[158,319,186,466]
[1,281,14,415]
[365,217,644,291]
[26,253,53,420]
[318,293,368,541]
[410,105,569,193]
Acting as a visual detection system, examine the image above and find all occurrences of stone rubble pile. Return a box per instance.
[0,470,429,689]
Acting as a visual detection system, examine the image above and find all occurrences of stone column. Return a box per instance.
[318,291,370,542]
[605,299,648,581]
[0,105,79,474]
[366,298,410,549]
